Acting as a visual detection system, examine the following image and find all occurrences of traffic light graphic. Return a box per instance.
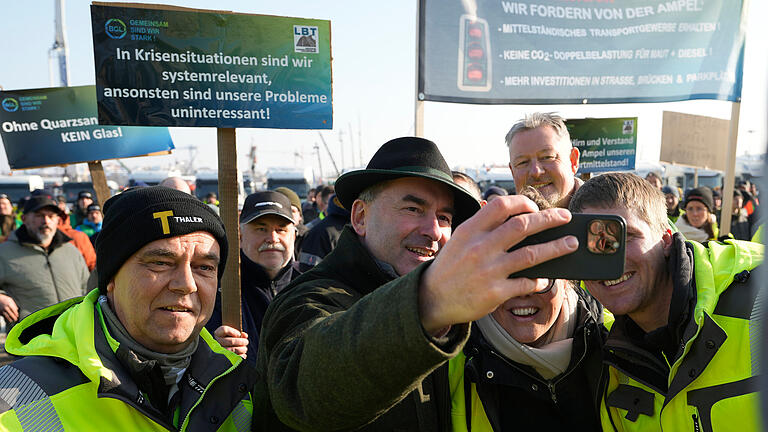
[457,15,492,92]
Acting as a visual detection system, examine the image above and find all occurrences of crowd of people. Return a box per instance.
[0,112,761,431]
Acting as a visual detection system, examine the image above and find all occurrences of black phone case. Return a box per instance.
[508,213,626,280]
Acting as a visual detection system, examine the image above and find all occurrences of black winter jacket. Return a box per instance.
[206,251,302,363]
[459,288,608,431]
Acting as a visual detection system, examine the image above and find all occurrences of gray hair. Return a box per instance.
[357,180,391,204]
[505,112,571,148]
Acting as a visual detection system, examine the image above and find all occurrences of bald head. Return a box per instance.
[159,177,191,194]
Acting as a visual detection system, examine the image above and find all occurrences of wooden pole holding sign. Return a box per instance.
[217,128,242,331]
[719,102,741,237]
[87,161,112,207]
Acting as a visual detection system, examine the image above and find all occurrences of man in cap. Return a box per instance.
[570,173,763,431]
[506,112,582,208]
[207,190,302,362]
[0,195,89,325]
[70,190,94,228]
[662,185,683,223]
[0,186,259,430]
[255,137,578,431]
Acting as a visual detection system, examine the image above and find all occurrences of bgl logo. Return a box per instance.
[105,18,127,39]
[293,25,318,53]
[1,98,19,113]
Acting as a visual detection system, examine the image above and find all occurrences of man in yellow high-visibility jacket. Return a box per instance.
[570,173,763,432]
[0,186,259,431]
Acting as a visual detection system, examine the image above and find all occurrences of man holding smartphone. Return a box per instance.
[570,173,763,432]
[255,137,579,431]
[507,112,582,208]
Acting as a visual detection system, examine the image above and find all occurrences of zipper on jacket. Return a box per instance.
[547,382,558,404]
[270,281,278,297]
[692,414,700,432]
[45,253,62,303]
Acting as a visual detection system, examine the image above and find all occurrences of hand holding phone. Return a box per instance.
[508,214,626,280]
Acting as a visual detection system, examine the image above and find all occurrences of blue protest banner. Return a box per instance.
[0,86,174,170]
[419,0,745,104]
[91,4,333,129]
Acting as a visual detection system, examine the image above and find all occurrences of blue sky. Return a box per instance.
[0,0,765,176]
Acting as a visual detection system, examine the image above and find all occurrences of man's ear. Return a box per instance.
[569,147,580,175]
[662,228,674,257]
[350,199,368,237]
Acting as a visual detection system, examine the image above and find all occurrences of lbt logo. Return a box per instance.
[105,18,127,39]
[1,98,18,113]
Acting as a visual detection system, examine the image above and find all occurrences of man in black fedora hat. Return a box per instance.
[255,137,578,431]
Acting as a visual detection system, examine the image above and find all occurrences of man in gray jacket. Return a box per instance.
[0,195,89,324]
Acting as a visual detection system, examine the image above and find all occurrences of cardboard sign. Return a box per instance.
[660,111,729,170]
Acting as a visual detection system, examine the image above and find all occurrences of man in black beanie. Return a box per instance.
[0,186,260,431]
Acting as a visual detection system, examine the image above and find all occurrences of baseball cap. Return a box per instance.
[23,196,65,217]
[240,191,296,225]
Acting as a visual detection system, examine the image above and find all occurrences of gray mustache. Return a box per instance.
[258,242,286,252]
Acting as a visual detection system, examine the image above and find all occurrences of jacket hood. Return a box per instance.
[6,290,111,384]
[5,289,240,387]
[690,238,763,320]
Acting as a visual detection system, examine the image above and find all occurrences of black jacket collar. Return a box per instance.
[240,251,298,297]
[291,226,392,296]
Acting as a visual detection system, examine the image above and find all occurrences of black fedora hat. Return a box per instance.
[335,137,480,226]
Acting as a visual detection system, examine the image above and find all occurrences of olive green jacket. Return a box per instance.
[255,227,469,431]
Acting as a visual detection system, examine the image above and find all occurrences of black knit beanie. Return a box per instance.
[96,186,228,293]
[683,187,714,213]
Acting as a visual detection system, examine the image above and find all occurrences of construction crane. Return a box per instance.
[49,0,70,87]
[317,132,341,177]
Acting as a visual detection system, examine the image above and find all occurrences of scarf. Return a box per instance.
[98,295,197,410]
[476,287,579,379]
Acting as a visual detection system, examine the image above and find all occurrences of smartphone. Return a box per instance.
[507,214,626,280]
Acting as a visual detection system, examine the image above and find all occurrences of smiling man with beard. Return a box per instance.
[0,195,89,325]
[507,112,582,208]
[207,190,302,363]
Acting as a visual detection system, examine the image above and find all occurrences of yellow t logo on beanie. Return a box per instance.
[152,210,174,234]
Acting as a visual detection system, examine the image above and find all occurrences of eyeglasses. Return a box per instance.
[537,279,557,295]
